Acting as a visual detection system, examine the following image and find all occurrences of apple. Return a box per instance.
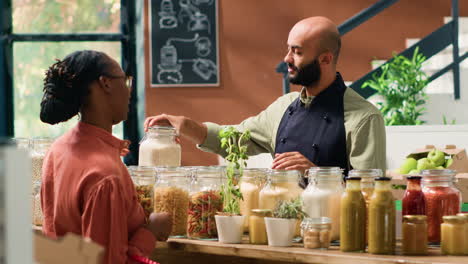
[417,158,436,171]
[409,169,420,175]
[436,166,445,169]
[427,149,446,167]
[445,158,454,168]
[399,158,418,174]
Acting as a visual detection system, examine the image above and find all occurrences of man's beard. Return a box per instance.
[288,58,321,87]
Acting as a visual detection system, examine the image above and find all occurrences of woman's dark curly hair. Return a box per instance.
[40,50,113,125]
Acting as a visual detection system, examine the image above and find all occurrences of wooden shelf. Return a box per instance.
[153,237,468,264]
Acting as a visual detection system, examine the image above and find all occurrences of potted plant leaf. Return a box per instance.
[265,198,307,247]
[215,126,251,244]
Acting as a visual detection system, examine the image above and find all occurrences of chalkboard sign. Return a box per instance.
[149,0,219,87]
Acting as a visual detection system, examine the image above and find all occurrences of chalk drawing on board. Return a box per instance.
[178,0,211,34]
[157,34,203,84]
[191,0,214,5]
[179,58,217,81]
[159,0,178,29]
[195,37,211,57]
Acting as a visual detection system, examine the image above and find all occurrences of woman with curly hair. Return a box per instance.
[40,50,171,263]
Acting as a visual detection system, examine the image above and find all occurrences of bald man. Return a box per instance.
[145,17,386,177]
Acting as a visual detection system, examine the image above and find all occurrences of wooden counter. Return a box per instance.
[151,238,468,264]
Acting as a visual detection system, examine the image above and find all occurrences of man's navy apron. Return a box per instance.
[275,73,349,185]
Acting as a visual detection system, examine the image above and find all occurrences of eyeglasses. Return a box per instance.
[106,74,133,89]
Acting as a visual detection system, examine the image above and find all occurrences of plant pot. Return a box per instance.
[215,215,245,244]
[264,217,297,247]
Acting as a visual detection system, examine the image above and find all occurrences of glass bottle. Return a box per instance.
[154,166,191,237]
[441,215,466,255]
[249,209,272,245]
[128,166,156,220]
[421,169,461,243]
[301,217,332,250]
[402,215,428,255]
[239,168,268,232]
[402,176,425,216]
[348,169,381,244]
[187,167,224,240]
[340,177,366,252]
[302,167,344,241]
[368,177,396,255]
[139,126,181,166]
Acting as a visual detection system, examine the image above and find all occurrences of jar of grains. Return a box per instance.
[139,126,181,166]
[154,166,191,237]
[187,167,224,240]
[239,168,268,232]
[129,166,156,220]
[421,169,461,243]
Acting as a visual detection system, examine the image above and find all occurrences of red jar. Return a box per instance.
[421,170,461,243]
[403,176,426,216]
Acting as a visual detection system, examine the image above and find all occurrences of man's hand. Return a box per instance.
[144,114,207,145]
[146,212,172,241]
[271,151,316,173]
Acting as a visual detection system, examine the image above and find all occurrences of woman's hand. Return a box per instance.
[146,212,173,241]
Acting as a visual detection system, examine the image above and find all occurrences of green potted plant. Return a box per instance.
[215,126,251,244]
[264,198,307,247]
[362,47,428,126]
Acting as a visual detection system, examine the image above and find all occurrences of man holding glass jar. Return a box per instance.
[144,16,386,176]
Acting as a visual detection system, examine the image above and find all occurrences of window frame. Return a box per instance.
[0,0,140,165]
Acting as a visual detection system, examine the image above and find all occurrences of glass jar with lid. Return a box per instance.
[456,213,468,255]
[32,180,43,226]
[154,166,191,237]
[301,217,332,250]
[302,167,344,241]
[128,166,156,220]
[13,138,30,150]
[139,126,181,166]
[239,168,268,232]
[249,209,272,245]
[421,169,461,243]
[187,167,224,240]
[441,215,466,255]
[402,215,428,255]
[31,138,53,182]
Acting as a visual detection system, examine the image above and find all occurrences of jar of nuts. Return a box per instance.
[301,217,332,250]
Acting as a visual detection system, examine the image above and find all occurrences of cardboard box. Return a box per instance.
[34,233,104,264]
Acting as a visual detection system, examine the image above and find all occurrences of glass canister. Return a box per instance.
[31,138,53,182]
[441,215,466,255]
[302,167,344,241]
[368,177,396,255]
[421,169,461,243]
[402,176,426,216]
[402,215,428,255]
[32,180,43,226]
[340,177,366,252]
[249,209,272,245]
[239,168,268,232]
[456,213,468,255]
[259,170,303,236]
[187,167,224,240]
[301,217,332,250]
[13,138,30,150]
[129,166,156,220]
[138,126,181,166]
[153,166,191,237]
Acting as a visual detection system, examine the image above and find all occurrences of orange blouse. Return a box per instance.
[41,122,155,264]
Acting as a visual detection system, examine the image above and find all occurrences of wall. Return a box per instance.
[144,0,468,166]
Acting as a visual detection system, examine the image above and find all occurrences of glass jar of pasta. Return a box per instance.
[129,166,156,220]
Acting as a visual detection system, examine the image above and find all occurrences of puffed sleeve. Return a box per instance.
[81,176,156,264]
